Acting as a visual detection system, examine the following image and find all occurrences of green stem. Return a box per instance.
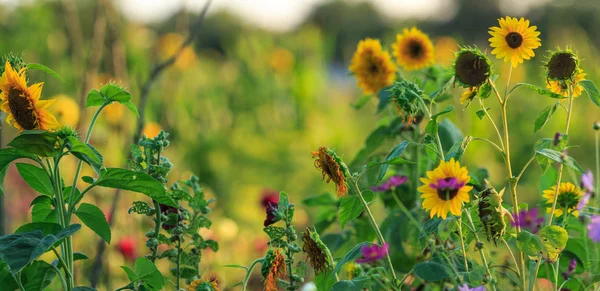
[51,246,73,279]
[465,211,497,291]
[150,200,162,263]
[15,273,26,291]
[501,238,521,278]
[390,193,420,230]
[176,240,182,290]
[457,217,469,272]
[529,260,542,291]
[242,258,264,291]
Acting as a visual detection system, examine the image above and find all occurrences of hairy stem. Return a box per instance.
[465,211,497,291]
[242,258,263,291]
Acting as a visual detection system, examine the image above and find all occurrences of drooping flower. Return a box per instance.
[49,95,80,127]
[312,147,349,197]
[371,175,407,192]
[261,249,286,291]
[356,243,389,264]
[458,284,486,291]
[454,47,492,88]
[562,258,577,280]
[117,237,137,261]
[512,208,545,233]
[543,182,585,217]
[392,27,435,71]
[302,227,334,275]
[390,79,424,123]
[186,277,219,291]
[547,69,585,98]
[587,216,600,242]
[418,158,472,219]
[578,170,594,211]
[0,61,59,131]
[488,17,541,68]
[460,87,478,105]
[348,38,396,95]
[478,182,511,244]
[263,201,279,227]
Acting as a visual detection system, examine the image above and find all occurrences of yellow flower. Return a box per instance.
[489,16,541,68]
[142,122,162,138]
[547,68,586,98]
[418,158,472,219]
[543,182,584,217]
[460,88,477,105]
[434,36,459,67]
[157,33,197,70]
[392,27,435,71]
[269,48,295,75]
[49,95,80,127]
[0,61,59,131]
[186,277,219,291]
[102,102,124,126]
[349,38,396,95]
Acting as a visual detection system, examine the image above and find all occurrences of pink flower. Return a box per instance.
[588,216,600,242]
[356,243,389,264]
[117,237,137,261]
[371,175,407,192]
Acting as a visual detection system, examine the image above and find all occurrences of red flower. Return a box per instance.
[264,201,279,227]
[260,189,280,208]
[117,237,137,261]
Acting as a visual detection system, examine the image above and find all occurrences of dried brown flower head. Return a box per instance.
[302,227,333,275]
[312,146,348,197]
[262,249,287,291]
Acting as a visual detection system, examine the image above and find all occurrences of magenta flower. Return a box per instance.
[356,243,389,264]
[371,175,407,192]
[512,208,544,234]
[578,170,594,211]
[562,258,577,280]
[458,284,486,291]
[588,216,600,242]
[553,132,562,147]
[263,201,279,227]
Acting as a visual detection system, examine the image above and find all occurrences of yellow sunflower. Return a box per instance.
[418,158,472,219]
[543,182,584,217]
[489,17,541,68]
[49,95,80,127]
[547,68,585,98]
[349,38,396,95]
[186,277,219,291]
[460,88,477,104]
[392,27,435,71]
[0,61,59,131]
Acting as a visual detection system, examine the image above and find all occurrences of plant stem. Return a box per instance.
[465,211,497,291]
[15,273,25,291]
[457,217,469,272]
[501,238,521,278]
[390,193,420,230]
[350,179,398,282]
[515,154,537,184]
[478,99,505,150]
[242,258,263,291]
[529,259,542,291]
[150,200,162,263]
[176,240,182,290]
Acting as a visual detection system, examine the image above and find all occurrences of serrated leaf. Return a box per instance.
[8,131,58,157]
[16,163,53,196]
[93,168,176,207]
[75,203,111,243]
[534,103,558,133]
[338,191,375,228]
[26,63,64,82]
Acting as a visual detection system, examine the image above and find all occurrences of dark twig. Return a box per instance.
[88,2,211,287]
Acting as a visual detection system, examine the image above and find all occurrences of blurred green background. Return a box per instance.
[1,0,600,289]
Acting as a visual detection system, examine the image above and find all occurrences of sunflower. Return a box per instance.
[312,147,349,197]
[460,88,477,105]
[543,182,585,217]
[186,277,219,291]
[302,227,333,275]
[0,61,59,131]
[453,47,492,88]
[392,27,435,71]
[489,17,541,68]
[545,49,579,81]
[418,158,472,219]
[349,38,396,95]
[49,95,80,127]
[547,68,586,98]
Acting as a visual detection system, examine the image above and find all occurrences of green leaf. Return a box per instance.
[445,136,472,162]
[26,63,64,82]
[376,86,393,113]
[338,191,375,228]
[431,105,455,119]
[581,80,600,107]
[425,119,438,136]
[66,137,103,173]
[121,266,137,282]
[331,277,371,291]
[351,95,371,110]
[414,261,452,281]
[534,103,558,133]
[73,287,97,291]
[378,141,410,181]
[315,270,337,291]
[15,222,62,236]
[20,260,57,291]
[438,119,463,152]
[278,192,290,210]
[510,83,565,99]
[122,100,139,117]
[429,76,455,102]
[75,203,111,243]
[535,149,584,173]
[92,168,176,207]
[8,131,58,157]
[0,260,18,290]
[475,108,491,120]
[539,225,568,263]
[302,193,337,207]
[16,163,53,196]
[516,230,543,258]
[73,252,89,261]
[31,203,55,223]
[100,84,131,103]
[333,242,370,274]
[30,195,51,207]
[134,258,164,290]
[85,90,104,107]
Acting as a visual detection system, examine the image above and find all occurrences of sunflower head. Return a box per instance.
[261,249,287,291]
[460,88,478,105]
[477,180,510,245]
[418,158,472,219]
[312,147,349,197]
[547,68,586,99]
[186,278,219,291]
[392,27,435,71]
[545,49,580,81]
[390,79,424,123]
[0,61,59,131]
[349,38,397,95]
[453,47,492,88]
[543,182,584,218]
[489,16,541,68]
[302,227,334,275]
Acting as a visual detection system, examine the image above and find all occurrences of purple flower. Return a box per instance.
[562,258,577,280]
[371,175,407,192]
[356,243,389,264]
[588,216,600,242]
[263,201,279,227]
[430,177,465,192]
[553,132,562,147]
[458,284,486,291]
[512,208,544,234]
[578,170,594,211]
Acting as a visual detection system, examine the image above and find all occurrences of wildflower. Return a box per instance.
[0,61,59,131]
[454,47,492,88]
[547,69,585,98]
[102,102,124,126]
[142,122,162,138]
[460,87,478,105]
[587,216,600,242]
[312,147,349,197]
[348,38,396,95]
[261,249,286,291]
[157,33,197,70]
[159,203,182,230]
[418,158,472,219]
[302,227,334,275]
[512,208,544,233]
[269,48,295,75]
[434,36,459,66]
[543,182,585,217]
[553,132,562,147]
[390,79,424,123]
[49,95,80,127]
[488,17,541,68]
[578,170,594,211]
[186,277,219,291]
[392,27,435,71]
[347,262,359,280]
[260,189,280,208]
[264,201,279,227]
[371,175,407,192]
[562,258,577,280]
[458,284,486,291]
[117,237,137,261]
[356,243,389,264]
[478,182,511,244]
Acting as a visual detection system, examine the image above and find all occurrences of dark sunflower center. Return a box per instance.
[455,52,490,87]
[368,58,380,74]
[433,177,463,201]
[505,32,523,49]
[547,53,577,80]
[408,41,423,59]
[7,88,36,130]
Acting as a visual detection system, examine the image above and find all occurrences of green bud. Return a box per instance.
[594,121,600,131]
[146,238,158,248]
[145,230,156,238]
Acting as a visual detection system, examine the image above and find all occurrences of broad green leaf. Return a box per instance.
[31,203,55,223]
[100,84,131,103]
[16,163,53,196]
[302,193,337,207]
[85,90,104,107]
[510,83,565,99]
[75,203,111,243]
[66,137,103,173]
[534,103,558,133]
[333,242,370,274]
[15,222,62,236]
[539,225,568,263]
[315,270,337,291]
[92,168,176,207]
[122,100,139,117]
[121,266,137,282]
[425,119,437,136]
[420,218,443,241]
[431,105,455,119]
[26,63,64,82]
[414,261,452,281]
[338,191,375,228]
[20,260,57,291]
[581,80,600,107]
[378,141,410,181]
[536,149,584,173]
[7,131,58,157]
[438,119,463,152]
[73,252,89,261]
[445,136,472,161]
[351,95,371,110]
[29,195,51,207]
[516,230,543,258]
[0,260,18,290]
[331,277,371,291]
[134,258,164,290]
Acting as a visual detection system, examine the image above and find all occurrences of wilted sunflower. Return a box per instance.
[454,47,492,88]
[302,227,334,275]
[478,181,511,245]
[261,249,286,291]
[390,79,424,123]
[186,277,219,291]
[543,182,585,217]
[312,147,349,197]
[392,27,435,71]
[0,61,59,131]
[547,68,585,98]
[418,158,472,219]
[489,17,541,68]
[460,88,478,105]
[545,49,579,81]
[349,38,396,95]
